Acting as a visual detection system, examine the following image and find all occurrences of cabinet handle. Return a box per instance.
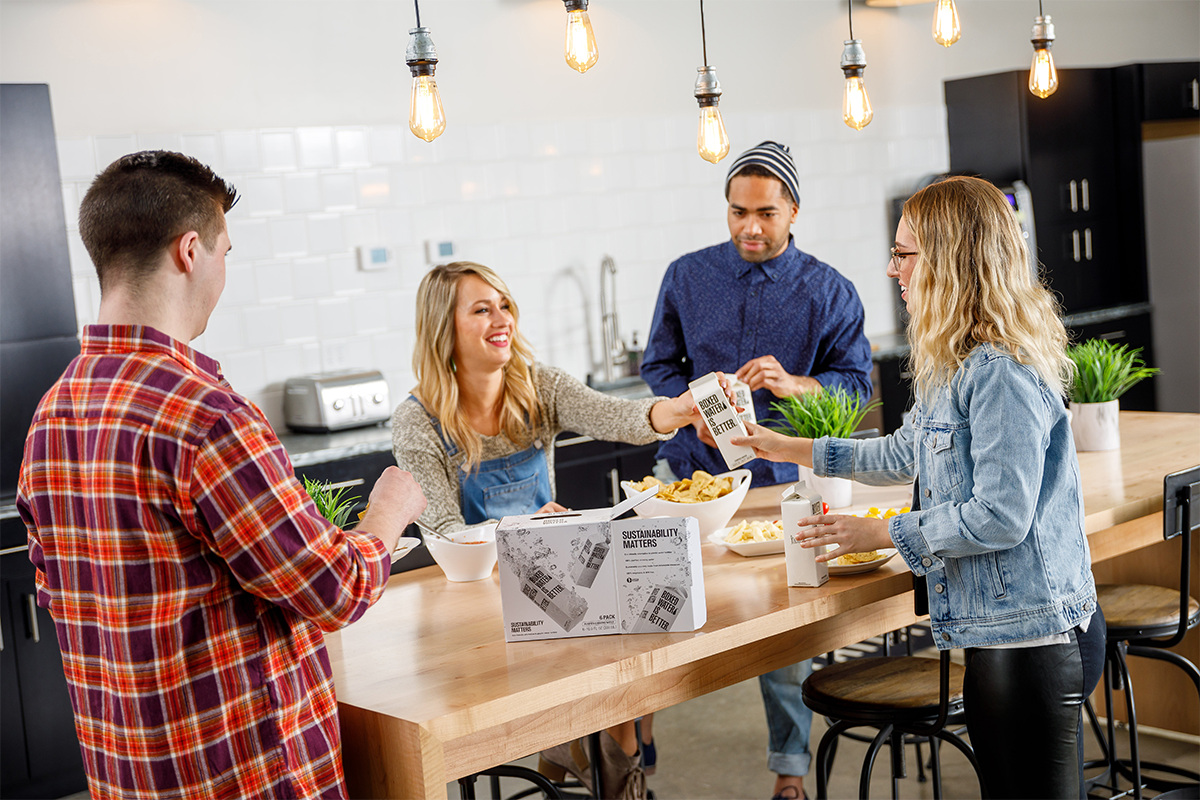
[608,468,620,506]
[1,606,4,652]
[1072,230,1081,262]
[25,594,40,644]
[1081,179,1090,212]
[1192,79,1199,111]
[1084,228,1093,261]
[1069,180,1078,212]
[325,478,365,491]
[1099,330,1127,341]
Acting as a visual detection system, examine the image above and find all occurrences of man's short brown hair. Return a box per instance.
[79,151,238,293]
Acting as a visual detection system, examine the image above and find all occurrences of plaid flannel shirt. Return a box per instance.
[17,325,391,799]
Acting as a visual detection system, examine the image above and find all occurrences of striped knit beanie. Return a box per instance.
[725,140,800,208]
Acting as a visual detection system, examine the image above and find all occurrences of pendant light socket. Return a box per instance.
[405,26,439,76]
[694,65,723,107]
[1030,14,1055,47]
[840,38,867,71]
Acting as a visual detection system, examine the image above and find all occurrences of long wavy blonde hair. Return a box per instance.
[902,176,1072,398]
[412,262,541,471]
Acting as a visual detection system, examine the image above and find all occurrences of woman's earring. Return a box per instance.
[450,357,457,373]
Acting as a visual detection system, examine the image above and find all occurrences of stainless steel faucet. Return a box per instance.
[599,254,628,384]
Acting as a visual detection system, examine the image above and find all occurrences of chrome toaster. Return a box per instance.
[283,370,392,433]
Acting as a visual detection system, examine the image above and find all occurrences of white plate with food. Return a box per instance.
[708,519,785,557]
[390,536,423,561]
[826,547,898,575]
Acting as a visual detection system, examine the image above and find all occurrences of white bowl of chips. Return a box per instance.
[620,469,752,538]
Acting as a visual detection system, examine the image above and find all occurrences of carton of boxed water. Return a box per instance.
[495,486,708,642]
[782,481,829,587]
[688,371,755,471]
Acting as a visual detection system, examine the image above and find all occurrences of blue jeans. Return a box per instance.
[758,659,814,777]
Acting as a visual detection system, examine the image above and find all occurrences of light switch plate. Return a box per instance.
[425,240,456,264]
[357,244,394,272]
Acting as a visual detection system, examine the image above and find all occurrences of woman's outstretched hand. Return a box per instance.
[729,422,813,467]
[653,371,739,433]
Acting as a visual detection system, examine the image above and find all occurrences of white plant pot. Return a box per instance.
[1070,399,1121,452]
[810,474,853,510]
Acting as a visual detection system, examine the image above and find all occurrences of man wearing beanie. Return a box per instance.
[641,140,873,800]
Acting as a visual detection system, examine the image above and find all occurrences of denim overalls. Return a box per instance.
[409,397,553,525]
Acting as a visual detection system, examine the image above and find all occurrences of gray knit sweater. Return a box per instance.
[391,363,673,533]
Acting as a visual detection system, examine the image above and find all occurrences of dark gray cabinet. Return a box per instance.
[946,68,1137,315]
[554,434,660,511]
[0,517,87,799]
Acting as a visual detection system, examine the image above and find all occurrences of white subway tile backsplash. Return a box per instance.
[632,154,664,190]
[181,133,221,170]
[377,207,414,245]
[476,204,507,241]
[222,263,259,307]
[204,307,244,352]
[342,211,380,249]
[336,128,370,167]
[219,351,267,394]
[61,184,80,230]
[269,217,309,257]
[327,253,360,294]
[263,344,310,385]
[254,260,294,303]
[351,293,390,334]
[67,231,93,277]
[501,121,532,160]
[243,305,282,346]
[228,218,272,261]
[72,276,97,328]
[292,257,333,300]
[136,132,183,153]
[371,331,410,372]
[94,135,137,170]
[297,127,335,168]
[57,137,97,180]
[584,119,616,156]
[422,164,460,204]
[466,124,501,162]
[356,168,391,207]
[222,131,261,172]
[612,118,644,154]
[283,173,322,213]
[409,205,447,241]
[242,175,285,215]
[314,297,350,340]
[320,336,374,372]
[537,200,567,236]
[307,213,346,255]
[320,172,357,209]
[369,126,406,165]
[528,122,561,158]
[279,301,319,342]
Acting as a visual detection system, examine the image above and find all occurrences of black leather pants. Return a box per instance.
[963,608,1106,800]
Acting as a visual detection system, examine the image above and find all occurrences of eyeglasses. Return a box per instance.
[890,246,918,269]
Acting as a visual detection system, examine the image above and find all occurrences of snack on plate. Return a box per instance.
[836,550,883,565]
[724,519,783,543]
[833,506,912,564]
[629,471,734,503]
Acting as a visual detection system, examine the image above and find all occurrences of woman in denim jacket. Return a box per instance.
[734,176,1105,799]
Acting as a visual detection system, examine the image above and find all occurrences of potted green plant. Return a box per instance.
[765,387,882,507]
[1066,339,1159,452]
[302,476,361,528]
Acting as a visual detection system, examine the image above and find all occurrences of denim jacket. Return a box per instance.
[812,344,1097,649]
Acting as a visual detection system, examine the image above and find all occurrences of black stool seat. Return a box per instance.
[802,656,966,724]
[1097,583,1200,639]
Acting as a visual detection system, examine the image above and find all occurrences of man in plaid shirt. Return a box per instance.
[17,151,426,799]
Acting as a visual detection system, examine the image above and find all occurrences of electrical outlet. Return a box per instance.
[425,240,456,264]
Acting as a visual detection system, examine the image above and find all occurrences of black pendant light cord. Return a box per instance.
[848,0,854,40]
[414,0,422,27]
[1038,0,1044,15]
[700,0,709,67]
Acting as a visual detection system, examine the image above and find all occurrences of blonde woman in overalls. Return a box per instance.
[392,261,733,799]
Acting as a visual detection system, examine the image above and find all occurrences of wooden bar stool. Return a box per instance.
[801,577,983,799]
[1086,465,1200,800]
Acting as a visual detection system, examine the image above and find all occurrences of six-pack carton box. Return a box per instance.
[496,487,708,642]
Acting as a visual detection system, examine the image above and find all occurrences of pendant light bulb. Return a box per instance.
[932,0,961,46]
[1028,15,1058,98]
[840,40,873,131]
[405,26,446,141]
[563,1,598,73]
[694,66,730,164]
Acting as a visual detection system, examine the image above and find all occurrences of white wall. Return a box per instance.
[2,0,1198,429]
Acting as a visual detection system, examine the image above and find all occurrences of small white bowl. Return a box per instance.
[620,469,753,538]
[425,523,498,582]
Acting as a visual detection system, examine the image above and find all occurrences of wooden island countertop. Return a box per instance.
[327,411,1199,799]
